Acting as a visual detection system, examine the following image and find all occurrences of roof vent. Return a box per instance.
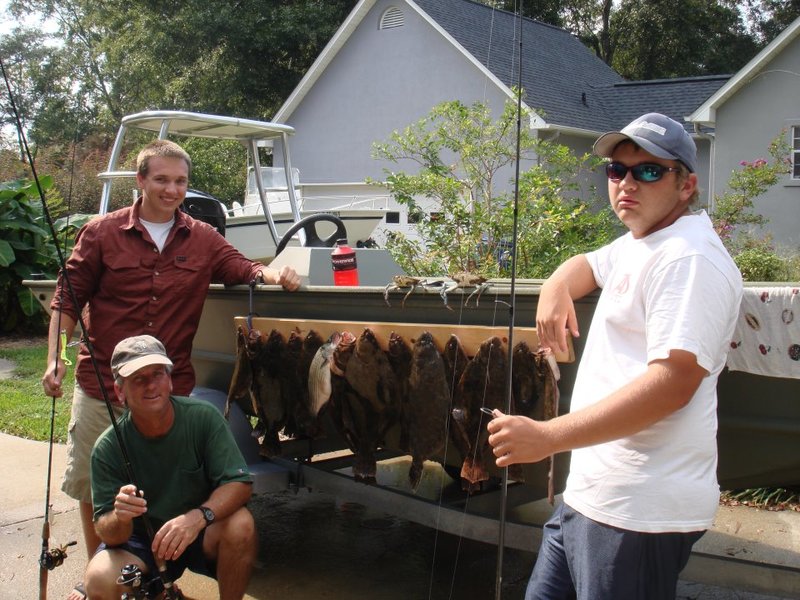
[380,7,405,30]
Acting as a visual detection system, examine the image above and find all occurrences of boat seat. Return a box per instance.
[181,190,227,236]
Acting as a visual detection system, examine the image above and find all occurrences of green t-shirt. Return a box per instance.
[91,395,252,538]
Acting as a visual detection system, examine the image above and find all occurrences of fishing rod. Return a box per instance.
[495,3,525,599]
[0,57,181,600]
[37,123,82,600]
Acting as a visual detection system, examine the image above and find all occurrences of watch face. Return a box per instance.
[201,506,215,523]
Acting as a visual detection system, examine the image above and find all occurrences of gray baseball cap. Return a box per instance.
[593,113,697,173]
[111,335,173,379]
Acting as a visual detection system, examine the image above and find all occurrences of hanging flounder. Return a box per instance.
[454,336,508,492]
[407,332,451,491]
[441,334,469,399]
[535,348,561,504]
[387,331,413,452]
[294,329,325,437]
[226,325,255,420]
[251,329,287,457]
[329,331,377,481]
[512,340,542,420]
[441,334,472,469]
[279,330,304,438]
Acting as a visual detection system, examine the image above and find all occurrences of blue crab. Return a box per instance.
[383,275,429,308]
[440,271,491,309]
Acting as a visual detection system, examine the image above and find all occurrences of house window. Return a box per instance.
[385,211,400,224]
[380,7,404,30]
[793,125,800,179]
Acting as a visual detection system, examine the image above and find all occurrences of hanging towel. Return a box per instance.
[726,286,800,379]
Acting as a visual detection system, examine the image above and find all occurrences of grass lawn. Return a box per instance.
[0,338,75,443]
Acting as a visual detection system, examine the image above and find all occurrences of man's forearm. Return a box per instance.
[95,510,134,547]
[200,482,253,521]
[47,310,76,363]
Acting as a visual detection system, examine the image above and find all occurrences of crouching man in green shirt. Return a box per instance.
[85,335,256,599]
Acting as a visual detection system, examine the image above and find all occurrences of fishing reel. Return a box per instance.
[117,564,183,600]
[39,540,77,570]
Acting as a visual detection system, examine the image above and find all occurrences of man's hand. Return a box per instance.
[536,280,579,355]
[260,265,300,291]
[275,265,300,291]
[151,509,205,562]
[487,411,553,467]
[113,484,147,523]
[41,358,66,398]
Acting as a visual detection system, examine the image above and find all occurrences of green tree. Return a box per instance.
[6,0,357,145]
[610,0,760,79]
[477,0,792,79]
[372,96,618,278]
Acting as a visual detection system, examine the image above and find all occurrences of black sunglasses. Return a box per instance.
[605,162,681,183]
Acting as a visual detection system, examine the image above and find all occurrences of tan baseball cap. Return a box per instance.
[111,335,173,379]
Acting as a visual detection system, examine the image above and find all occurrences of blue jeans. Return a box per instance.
[526,503,703,600]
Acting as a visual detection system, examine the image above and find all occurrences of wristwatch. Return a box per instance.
[199,505,215,526]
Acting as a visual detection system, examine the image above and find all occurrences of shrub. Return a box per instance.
[0,177,88,333]
[734,247,789,282]
[371,95,618,278]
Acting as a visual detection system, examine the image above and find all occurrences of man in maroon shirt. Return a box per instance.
[40,139,299,586]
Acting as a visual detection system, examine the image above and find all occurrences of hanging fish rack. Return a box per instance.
[232,316,574,360]
[215,306,577,553]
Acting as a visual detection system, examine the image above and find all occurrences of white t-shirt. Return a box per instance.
[140,216,175,253]
[563,211,742,533]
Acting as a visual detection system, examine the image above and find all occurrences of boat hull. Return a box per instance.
[23,279,800,491]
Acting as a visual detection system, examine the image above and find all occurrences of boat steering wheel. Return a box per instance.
[275,213,348,256]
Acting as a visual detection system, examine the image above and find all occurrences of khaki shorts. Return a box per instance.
[61,384,126,503]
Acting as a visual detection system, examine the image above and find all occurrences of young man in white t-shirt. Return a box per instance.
[487,113,742,600]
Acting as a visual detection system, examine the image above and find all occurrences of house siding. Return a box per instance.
[278,0,512,184]
[712,35,800,250]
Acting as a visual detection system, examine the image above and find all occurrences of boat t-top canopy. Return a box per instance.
[98,110,302,246]
[118,110,296,141]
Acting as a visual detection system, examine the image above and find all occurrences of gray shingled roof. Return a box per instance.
[591,76,731,133]
[412,0,728,133]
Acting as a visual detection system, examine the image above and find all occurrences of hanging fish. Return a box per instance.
[307,332,339,418]
[454,336,509,492]
[387,331,413,452]
[328,331,379,482]
[279,331,304,438]
[294,329,325,437]
[535,348,561,504]
[226,325,255,420]
[512,340,541,420]
[251,329,286,457]
[442,334,472,464]
[345,328,400,419]
[407,331,451,491]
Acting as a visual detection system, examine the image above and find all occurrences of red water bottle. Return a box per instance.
[331,239,359,286]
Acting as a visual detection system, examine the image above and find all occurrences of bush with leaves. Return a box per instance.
[711,134,799,281]
[0,177,89,333]
[371,96,618,278]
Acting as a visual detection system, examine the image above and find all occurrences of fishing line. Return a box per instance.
[0,56,181,599]
[444,284,503,600]
[425,292,467,600]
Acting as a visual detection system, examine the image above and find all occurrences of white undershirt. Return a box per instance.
[140,217,175,253]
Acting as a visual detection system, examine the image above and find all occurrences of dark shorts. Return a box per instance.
[98,530,216,589]
[526,502,704,600]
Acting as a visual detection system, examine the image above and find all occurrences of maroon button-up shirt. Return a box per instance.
[52,200,264,403]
